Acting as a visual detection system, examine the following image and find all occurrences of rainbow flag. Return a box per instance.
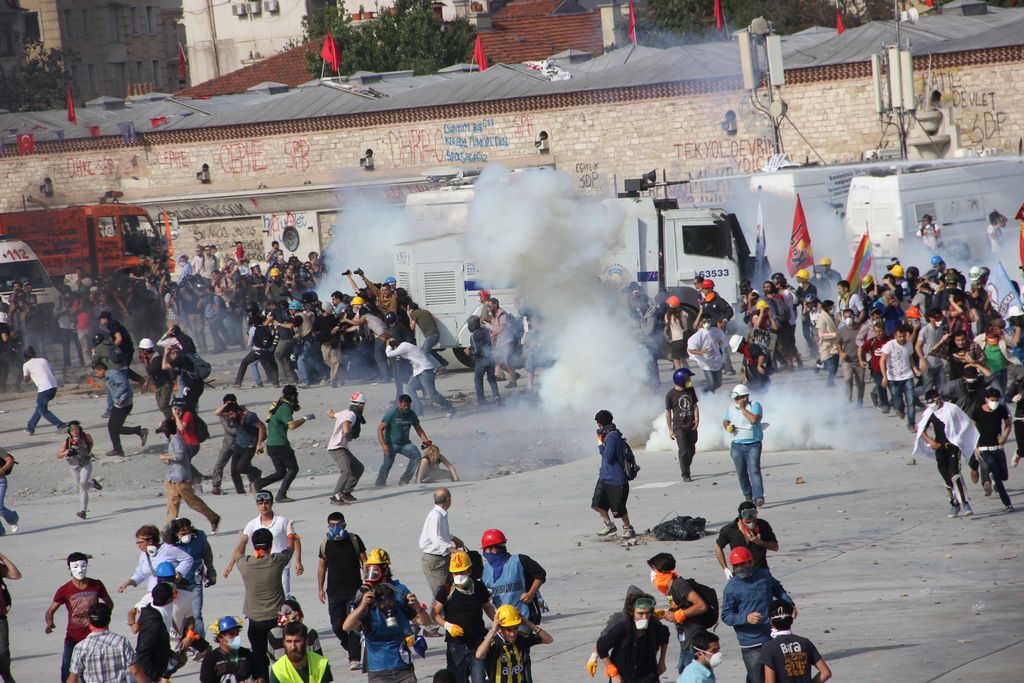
[846,234,872,285]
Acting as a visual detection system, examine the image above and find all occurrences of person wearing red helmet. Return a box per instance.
[480,529,548,625]
[721,546,794,683]
[697,279,734,329]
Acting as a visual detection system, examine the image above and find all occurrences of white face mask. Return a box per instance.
[178,533,192,545]
[146,545,159,558]
[844,317,853,326]
[701,651,723,668]
[634,618,649,630]
[69,561,88,581]
[744,519,757,529]
[986,400,1000,410]
[453,573,472,588]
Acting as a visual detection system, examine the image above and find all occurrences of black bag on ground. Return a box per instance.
[651,515,706,541]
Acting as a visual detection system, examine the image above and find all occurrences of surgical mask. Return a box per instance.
[734,566,753,579]
[227,635,243,650]
[701,321,711,329]
[453,574,472,588]
[744,520,757,530]
[844,317,853,326]
[634,618,649,630]
[696,649,723,668]
[178,533,192,545]
[987,400,1000,410]
[69,561,88,581]
[146,545,158,558]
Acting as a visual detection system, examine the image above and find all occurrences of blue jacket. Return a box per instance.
[720,568,792,647]
[598,427,628,486]
[106,367,133,407]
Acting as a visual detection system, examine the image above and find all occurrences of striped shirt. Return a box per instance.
[69,629,138,682]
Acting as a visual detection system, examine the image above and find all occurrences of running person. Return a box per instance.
[914,389,977,518]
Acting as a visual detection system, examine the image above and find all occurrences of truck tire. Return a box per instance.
[452,347,474,369]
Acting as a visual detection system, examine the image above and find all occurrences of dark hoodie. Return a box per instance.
[467,315,494,362]
[595,585,670,683]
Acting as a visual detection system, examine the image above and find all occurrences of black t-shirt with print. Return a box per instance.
[761,633,823,683]
[665,386,699,430]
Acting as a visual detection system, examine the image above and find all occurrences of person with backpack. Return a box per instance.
[593,409,636,540]
[98,310,144,383]
[646,553,712,674]
[163,345,211,412]
[58,421,101,520]
[466,316,500,406]
[721,547,795,683]
[235,311,280,388]
[485,298,519,387]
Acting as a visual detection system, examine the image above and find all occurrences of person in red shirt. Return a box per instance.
[859,320,892,413]
[44,552,113,683]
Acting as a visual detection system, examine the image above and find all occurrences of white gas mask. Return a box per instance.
[69,561,88,581]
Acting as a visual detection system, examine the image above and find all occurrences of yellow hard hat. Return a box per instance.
[755,300,769,311]
[495,604,522,628]
[861,274,874,286]
[365,548,391,566]
[449,551,472,573]
[351,296,365,305]
[889,264,904,278]
[819,257,832,266]
[269,267,281,277]
[795,268,809,280]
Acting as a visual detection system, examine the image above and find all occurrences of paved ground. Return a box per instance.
[2,347,1022,682]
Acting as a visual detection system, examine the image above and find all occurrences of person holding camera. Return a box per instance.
[58,421,102,520]
[343,548,428,683]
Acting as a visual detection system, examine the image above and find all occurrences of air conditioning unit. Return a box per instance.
[246,1,262,14]
[231,3,248,16]
[264,0,280,11]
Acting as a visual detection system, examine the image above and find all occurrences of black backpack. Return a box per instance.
[672,577,719,629]
[252,325,275,352]
[193,415,210,443]
[615,430,640,481]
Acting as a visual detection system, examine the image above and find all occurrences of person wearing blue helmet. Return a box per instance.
[201,615,257,683]
[665,367,700,481]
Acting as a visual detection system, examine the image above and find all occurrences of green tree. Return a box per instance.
[0,40,76,112]
[303,0,476,76]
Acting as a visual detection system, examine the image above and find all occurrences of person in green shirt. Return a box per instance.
[375,394,430,487]
[257,385,311,503]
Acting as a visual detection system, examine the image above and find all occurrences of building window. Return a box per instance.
[108,9,121,42]
[152,59,162,88]
[80,9,89,35]
[136,60,144,84]
[63,8,73,37]
[0,24,13,57]
[23,11,41,41]
[113,63,126,97]
[130,7,140,35]
[146,6,156,34]
[88,64,97,92]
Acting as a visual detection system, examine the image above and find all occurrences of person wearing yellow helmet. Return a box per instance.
[475,603,552,682]
[344,546,428,681]
[431,551,494,682]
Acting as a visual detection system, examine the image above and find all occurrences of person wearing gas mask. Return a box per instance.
[118,524,194,594]
[714,501,779,578]
[200,616,256,683]
[761,599,831,683]
[45,552,114,683]
[257,385,312,503]
[595,592,669,683]
[266,598,323,662]
[317,511,367,671]
[165,518,216,639]
[720,547,795,683]
[677,630,721,683]
[431,551,495,683]
[343,548,429,683]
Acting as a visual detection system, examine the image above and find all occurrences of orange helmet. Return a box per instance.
[905,306,922,319]
[666,295,681,308]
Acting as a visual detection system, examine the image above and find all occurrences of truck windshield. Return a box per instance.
[0,260,53,292]
[121,214,161,257]
[680,223,733,260]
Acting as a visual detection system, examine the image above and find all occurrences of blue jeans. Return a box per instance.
[191,583,205,638]
[474,361,499,402]
[702,368,722,393]
[990,369,1008,396]
[676,633,694,673]
[407,369,450,412]
[740,644,766,683]
[420,333,448,368]
[0,477,18,532]
[28,387,63,431]
[62,637,76,682]
[296,341,322,385]
[373,339,392,381]
[446,640,485,683]
[888,378,915,427]
[730,441,764,502]
[375,442,421,487]
[924,364,945,394]
[822,354,839,387]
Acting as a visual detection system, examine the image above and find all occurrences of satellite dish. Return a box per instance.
[769,99,788,119]
[899,8,919,24]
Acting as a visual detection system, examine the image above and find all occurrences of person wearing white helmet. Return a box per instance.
[138,337,174,424]
[722,385,766,507]
[326,393,368,506]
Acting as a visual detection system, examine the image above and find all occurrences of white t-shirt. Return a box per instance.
[134,588,195,646]
[243,514,292,554]
[686,328,724,371]
[385,341,436,376]
[22,357,58,392]
[328,409,356,450]
[881,339,915,381]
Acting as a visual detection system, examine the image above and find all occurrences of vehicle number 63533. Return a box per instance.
[697,268,729,278]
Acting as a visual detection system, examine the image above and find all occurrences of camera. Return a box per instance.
[67,446,79,458]
[354,268,364,276]
[341,270,352,276]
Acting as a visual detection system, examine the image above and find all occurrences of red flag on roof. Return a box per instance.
[714,0,724,31]
[66,83,76,125]
[628,0,637,45]
[320,33,340,75]
[150,117,167,128]
[178,42,187,80]
[925,0,935,6]
[89,125,101,138]
[17,134,35,154]
[473,34,488,72]
[836,10,845,34]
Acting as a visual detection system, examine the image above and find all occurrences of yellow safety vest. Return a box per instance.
[270,651,329,683]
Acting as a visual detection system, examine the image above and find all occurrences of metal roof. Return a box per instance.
[1,7,1021,144]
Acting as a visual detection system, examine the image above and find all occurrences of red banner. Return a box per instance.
[787,194,814,275]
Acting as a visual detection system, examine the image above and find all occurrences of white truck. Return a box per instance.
[397,179,752,364]
[0,239,61,311]
[845,158,1024,262]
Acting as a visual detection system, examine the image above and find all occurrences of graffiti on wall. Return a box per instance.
[673,136,774,174]
[927,70,1009,145]
[387,117,520,167]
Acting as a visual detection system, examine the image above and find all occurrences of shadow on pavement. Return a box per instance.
[765,489,867,508]
[824,643,917,661]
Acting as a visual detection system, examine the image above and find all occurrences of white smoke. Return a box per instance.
[464,166,660,431]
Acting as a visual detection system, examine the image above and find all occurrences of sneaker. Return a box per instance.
[76,511,87,520]
[948,504,960,518]
[105,450,125,457]
[210,516,221,534]
[211,486,222,496]
[961,503,973,517]
[895,410,906,420]
[90,479,103,491]
[275,496,295,503]
[683,475,693,482]
[983,480,993,496]
[340,492,358,502]
[596,522,617,537]
[620,525,636,539]
[755,497,765,508]
[350,661,362,671]
[140,428,149,448]
[101,411,111,419]
[8,524,17,533]
[1006,505,1015,513]
[330,495,349,506]
[970,469,980,484]
[23,428,33,435]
